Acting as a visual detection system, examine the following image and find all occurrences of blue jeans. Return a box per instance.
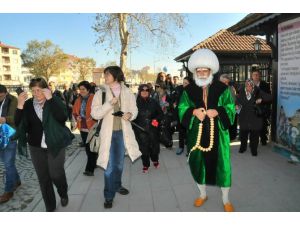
[0,140,20,193]
[104,130,125,200]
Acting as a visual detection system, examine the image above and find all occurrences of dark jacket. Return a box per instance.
[237,86,272,131]
[15,96,74,157]
[133,96,163,155]
[0,93,17,129]
[257,80,272,117]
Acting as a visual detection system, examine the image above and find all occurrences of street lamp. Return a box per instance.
[253,38,262,54]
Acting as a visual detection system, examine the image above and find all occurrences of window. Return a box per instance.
[1,47,9,54]
[4,75,11,80]
[12,49,18,54]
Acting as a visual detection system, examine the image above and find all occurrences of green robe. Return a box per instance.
[178,81,235,187]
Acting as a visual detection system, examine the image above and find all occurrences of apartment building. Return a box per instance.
[0,41,22,85]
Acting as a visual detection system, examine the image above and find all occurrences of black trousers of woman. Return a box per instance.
[178,122,186,149]
[239,129,260,156]
[29,146,68,212]
[80,131,98,173]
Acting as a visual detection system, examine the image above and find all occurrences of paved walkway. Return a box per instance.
[5,133,298,212]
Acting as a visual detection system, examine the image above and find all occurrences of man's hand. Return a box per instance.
[17,92,28,109]
[256,98,262,104]
[0,117,6,124]
[193,108,206,122]
[42,88,52,100]
[206,109,218,118]
[122,112,132,121]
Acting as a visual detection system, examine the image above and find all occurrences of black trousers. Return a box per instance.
[178,122,186,149]
[29,146,68,212]
[240,129,260,155]
[260,117,270,143]
[80,131,98,173]
[141,154,159,168]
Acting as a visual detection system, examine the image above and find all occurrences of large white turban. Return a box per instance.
[188,48,219,75]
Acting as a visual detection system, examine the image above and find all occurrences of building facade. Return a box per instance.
[174,29,272,89]
[0,42,22,86]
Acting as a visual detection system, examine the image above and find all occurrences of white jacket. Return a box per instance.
[91,83,141,169]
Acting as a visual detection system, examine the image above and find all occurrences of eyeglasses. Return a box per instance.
[196,68,210,73]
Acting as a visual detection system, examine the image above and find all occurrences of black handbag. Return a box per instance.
[253,104,264,117]
[159,115,173,148]
[86,91,106,152]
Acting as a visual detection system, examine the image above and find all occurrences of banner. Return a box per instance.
[276,17,300,160]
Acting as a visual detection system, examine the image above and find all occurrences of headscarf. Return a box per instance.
[245,79,255,100]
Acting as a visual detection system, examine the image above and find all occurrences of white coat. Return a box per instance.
[91,82,141,169]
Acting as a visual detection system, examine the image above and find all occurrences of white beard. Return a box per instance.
[194,74,213,87]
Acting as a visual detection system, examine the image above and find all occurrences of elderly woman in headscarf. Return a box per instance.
[236,79,272,156]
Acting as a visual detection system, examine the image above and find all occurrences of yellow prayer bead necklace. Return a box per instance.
[191,117,214,152]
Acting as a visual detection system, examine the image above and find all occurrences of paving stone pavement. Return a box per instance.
[0,132,83,212]
[1,130,300,212]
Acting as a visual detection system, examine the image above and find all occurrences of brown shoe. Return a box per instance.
[194,196,208,207]
[224,202,234,212]
[0,192,14,204]
[13,181,21,191]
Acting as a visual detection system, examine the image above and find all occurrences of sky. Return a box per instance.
[0,13,247,76]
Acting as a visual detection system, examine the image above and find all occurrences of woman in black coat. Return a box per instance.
[133,84,163,173]
[236,79,272,156]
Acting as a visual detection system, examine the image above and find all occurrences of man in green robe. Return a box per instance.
[178,49,235,212]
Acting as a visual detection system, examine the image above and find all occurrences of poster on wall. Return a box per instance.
[276,17,300,161]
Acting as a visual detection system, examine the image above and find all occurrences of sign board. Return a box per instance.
[276,17,300,160]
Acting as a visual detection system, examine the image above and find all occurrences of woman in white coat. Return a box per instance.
[91,66,141,209]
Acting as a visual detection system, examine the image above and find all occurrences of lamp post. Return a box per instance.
[253,38,262,54]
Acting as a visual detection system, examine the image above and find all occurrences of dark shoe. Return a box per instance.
[104,199,113,208]
[153,161,160,169]
[142,166,149,173]
[176,148,184,155]
[83,171,94,176]
[238,149,245,153]
[0,192,13,204]
[61,195,69,207]
[117,186,129,195]
[252,153,257,156]
[46,208,56,212]
[79,142,85,147]
[261,141,267,146]
[13,181,21,191]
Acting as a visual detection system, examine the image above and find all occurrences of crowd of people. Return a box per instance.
[0,49,272,212]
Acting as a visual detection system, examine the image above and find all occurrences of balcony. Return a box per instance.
[1,48,9,54]
[2,57,10,64]
[3,66,11,72]
[4,75,11,80]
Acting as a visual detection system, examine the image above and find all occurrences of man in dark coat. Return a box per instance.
[0,85,21,203]
[251,70,272,145]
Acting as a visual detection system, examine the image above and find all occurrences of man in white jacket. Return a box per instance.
[91,66,141,209]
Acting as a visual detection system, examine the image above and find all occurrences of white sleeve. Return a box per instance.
[91,89,113,120]
[126,88,138,121]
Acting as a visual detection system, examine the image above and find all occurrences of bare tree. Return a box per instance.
[75,57,96,81]
[21,40,67,81]
[93,13,186,75]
